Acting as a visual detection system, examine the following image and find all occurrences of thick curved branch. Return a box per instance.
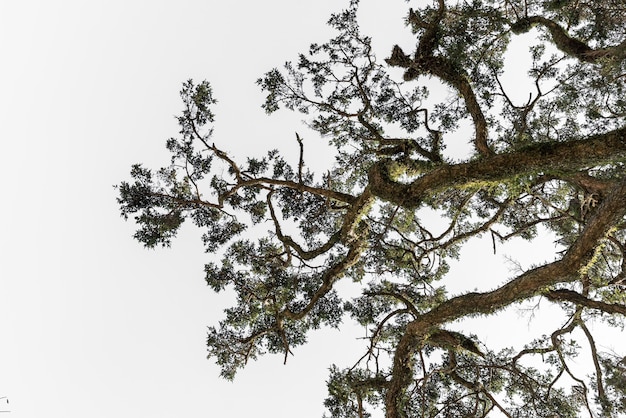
[271,188,373,323]
[544,289,626,315]
[513,16,626,63]
[280,234,367,321]
[369,127,626,208]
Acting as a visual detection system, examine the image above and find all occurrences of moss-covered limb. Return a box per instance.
[369,127,626,207]
[384,331,421,418]
[544,289,626,315]
[384,176,626,418]
[375,140,441,163]
[279,189,372,321]
[280,234,366,322]
[512,16,626,63]
[340,187,374,244]
[276,191,374,320]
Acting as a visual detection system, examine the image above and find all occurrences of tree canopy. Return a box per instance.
[117,1,626,416]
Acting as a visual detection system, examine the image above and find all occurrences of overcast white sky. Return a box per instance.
[0,1,604,417]
[0,2,399,416]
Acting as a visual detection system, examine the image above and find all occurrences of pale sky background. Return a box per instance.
[0,1,609,417]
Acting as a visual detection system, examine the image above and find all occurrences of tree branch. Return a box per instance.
[544,289,626,315]
[512,16,626,63]
[369,127,626,208]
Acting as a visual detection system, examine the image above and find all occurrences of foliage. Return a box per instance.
[118,1,626,416]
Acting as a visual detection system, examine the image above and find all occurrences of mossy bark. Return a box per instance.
[369,127,626,208]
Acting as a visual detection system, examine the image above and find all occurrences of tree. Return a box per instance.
[117,1,626,416]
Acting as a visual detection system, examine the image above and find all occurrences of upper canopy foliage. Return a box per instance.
[118,0,626,416]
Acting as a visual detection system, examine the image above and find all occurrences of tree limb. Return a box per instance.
[369,127,626,208]
[512,16,626,63]
[544,289,626,315]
